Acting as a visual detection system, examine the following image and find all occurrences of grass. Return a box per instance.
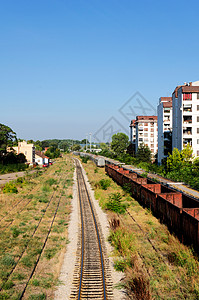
[0,155,73,299]
[81,159,199,299]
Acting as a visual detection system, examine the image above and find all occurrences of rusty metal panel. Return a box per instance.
[182,208,199,253]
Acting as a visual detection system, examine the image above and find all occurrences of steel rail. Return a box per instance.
[75,159,107,300]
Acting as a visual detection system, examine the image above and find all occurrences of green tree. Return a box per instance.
[81,139,89,145]
[167,148,182,171]
[181,143,193,164]
[0,124,17,155]
[71,144,81,151]
[58,140,70,152]
[167,145,193,172]
[111,133,129,156]
[45,147,61,159]
[136,143,152,163]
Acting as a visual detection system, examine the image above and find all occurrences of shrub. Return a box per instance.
[81,156,89,163]
[11,226,21,238]
[16,177,24,184]
[98,179,111,190]
[3,182,18,193]
[45,178,57,186]
[106,193,127,214]
[2,281,14,290]
[114,259,130,272]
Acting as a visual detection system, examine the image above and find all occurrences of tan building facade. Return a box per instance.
[12,141,35,164]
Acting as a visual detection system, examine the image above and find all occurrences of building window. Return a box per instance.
[197,151,199,156]
[197,128,199,134]
[144,133,148,137]
[197,93,199,99]
[197,117,199,122]
[197,105,199,111]
[197,139,199,144]
[183,93,192,100]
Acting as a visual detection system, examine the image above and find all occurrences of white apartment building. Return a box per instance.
[172,81,199,157]
[130,119,136,143]
[129,119,136,155]
[135,116,158,156]
[157,97,172,164]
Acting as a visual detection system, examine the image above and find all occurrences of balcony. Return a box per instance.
[164,109,171,114]
[183,116,192,124]
[183,127,192,135]
[183,138,192,147]
[183,104,192,112]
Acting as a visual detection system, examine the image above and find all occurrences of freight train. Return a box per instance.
[73,151,199,253]
[105,164,199,253]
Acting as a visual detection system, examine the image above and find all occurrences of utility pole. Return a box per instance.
[89,133,92,152]
[86,134,88,152]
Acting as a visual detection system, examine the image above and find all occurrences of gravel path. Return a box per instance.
[54,166,79,299]
[54,160,125,299]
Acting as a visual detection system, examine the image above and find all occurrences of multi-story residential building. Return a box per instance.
[129,119,136,155]
[135,116,158,156]
[172,81,199,157]
[157,97,172,164]
[12,141,35,164]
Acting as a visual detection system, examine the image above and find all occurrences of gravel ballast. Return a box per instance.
[54,159,125,299]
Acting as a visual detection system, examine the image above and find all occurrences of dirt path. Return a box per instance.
[0,170,36,186]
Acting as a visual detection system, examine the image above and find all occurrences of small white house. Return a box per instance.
[35,150,49,166]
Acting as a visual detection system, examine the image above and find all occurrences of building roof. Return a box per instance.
[163,102,172,108]
[35,150,49,159]
[129,119,136,127]
[172,86,183,98]
[136,116,157,121]
[173,81,199,97]
[181,86,199,93]
[160,97,172,102]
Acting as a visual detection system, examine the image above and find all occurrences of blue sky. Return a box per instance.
[1,0,199,141]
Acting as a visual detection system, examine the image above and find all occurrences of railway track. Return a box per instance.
[70,159,113,300]
[0,175,64,292]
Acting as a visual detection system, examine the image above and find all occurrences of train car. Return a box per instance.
[104,162,199,253]
[157,193,183,235]
[182,208,199,251]
[140,184,175,213]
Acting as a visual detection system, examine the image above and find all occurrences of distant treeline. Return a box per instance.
[27,139,83,152]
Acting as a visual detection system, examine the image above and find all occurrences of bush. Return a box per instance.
[45,178,57,186]
[3,182,18,193]
[81,156,89,163]
[106,193,127,214]
[11,226,21,238]
[0,163,28,174]
[2,281,14,290]
[98,179,111,190]
[16,177,25,184]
